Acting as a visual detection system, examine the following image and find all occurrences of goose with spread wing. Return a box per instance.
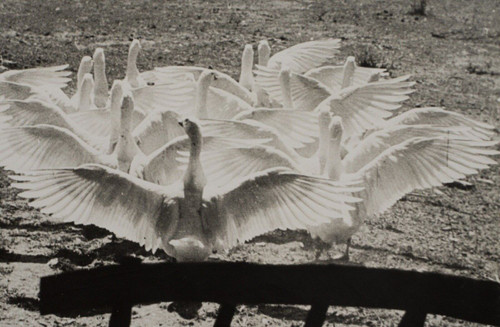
[88,46,193,114]
[262,38,341,73]
[0,84,188,172]
[255,64,414,139]
[311,113,499,259]
[170,110,499,260]
[12,118,361,262]
[154,56,257,107]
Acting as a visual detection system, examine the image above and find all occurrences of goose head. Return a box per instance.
[239,44,254,91]
[76,56,93,90]
[342,56,356,89]
[125,39,142,88]
[168,237,211,262]
[258,40,271,66]
[318,110,331,174]
[107,80,124,154]
[93,48,109,108]
[77,73,94,111]
[278,62,293,108]
[325,115,344,181]
[195,71,218,119]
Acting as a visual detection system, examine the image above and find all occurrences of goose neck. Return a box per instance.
[341,58,355,89]
[184,131,207,194]
[239,45,254,90]
[126,43,141,88]
[325,136,343,181]
[279,69,293,108]
[195,76,211,119]
[77,74,94,111]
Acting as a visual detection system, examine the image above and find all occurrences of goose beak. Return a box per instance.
[178,121,184,127]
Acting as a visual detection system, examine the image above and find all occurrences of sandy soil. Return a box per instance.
[0,0,499,326]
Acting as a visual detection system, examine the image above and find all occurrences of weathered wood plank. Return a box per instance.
[39,262,500,326]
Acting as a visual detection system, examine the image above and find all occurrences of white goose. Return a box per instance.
[0,86,131,172]
[255,64,414,139]
[0,84,186,172]
[154,65,257,107]
[90,46,193,114]
[0,73,94,118]
[124,39,193,89]
[165,69,321,156]
[170,111,499,259]
[308,114,499,259]
[11,118,361,262]
[0,74,104,151]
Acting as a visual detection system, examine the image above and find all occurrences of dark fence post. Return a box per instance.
[304,303,329,327]
[214,303,237,327]
[109,302,132,327]
[398,310,427,327]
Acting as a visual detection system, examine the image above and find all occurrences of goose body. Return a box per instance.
[12,119,361,262]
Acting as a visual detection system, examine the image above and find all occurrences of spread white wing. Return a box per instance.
[203,168,360,249]
[0,81,37,100]
[0,65,71,89]
[316,75,415,138]
[268,39,341,73]
[133,110,185,155]
[345,136,499,217]
[386,107,496,141]
[0,125,103,171]
[233,108,319,151]
[11,164,174,252]
[131,81,194,113]
[0,99,107,150]
[305,65,388,91]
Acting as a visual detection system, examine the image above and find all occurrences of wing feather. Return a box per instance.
[349,136,499,217]
[131,81,194,113]
[203,168,360,249]
[1,65,71,89]
[268,39,341,73]
[317,76,415,138]
[386,107,496,141]
[12,164,172,252]
[132,110,184,155]
[0,125,101,172]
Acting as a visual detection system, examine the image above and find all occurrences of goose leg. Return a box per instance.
[329,238,351,262]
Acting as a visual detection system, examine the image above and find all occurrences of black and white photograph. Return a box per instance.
[0,0,499,326]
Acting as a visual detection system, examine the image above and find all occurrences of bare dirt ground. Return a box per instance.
[0,0,499,326]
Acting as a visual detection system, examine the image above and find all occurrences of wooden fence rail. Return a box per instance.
[39,262,500,326]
